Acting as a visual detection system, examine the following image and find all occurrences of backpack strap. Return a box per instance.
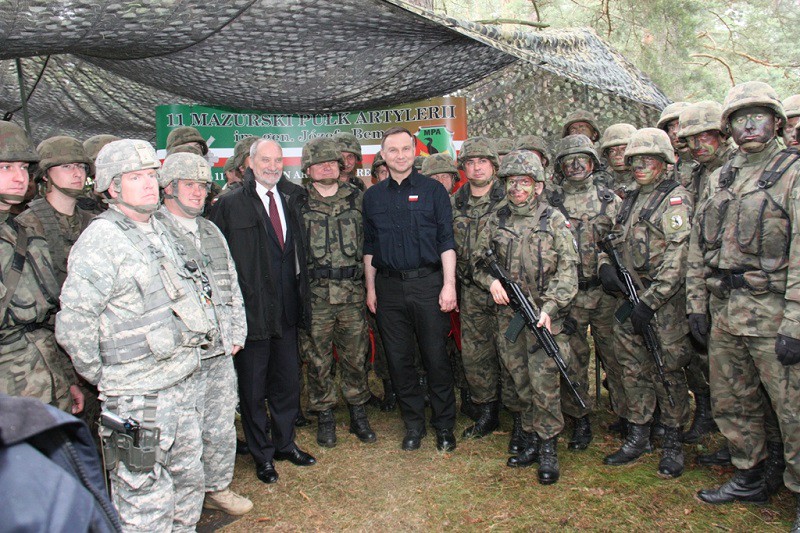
[758,147,800,190]
[0,221,29,324]
[638,179,680,224]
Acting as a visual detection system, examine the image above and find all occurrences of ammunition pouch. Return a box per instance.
[101,425,167,473]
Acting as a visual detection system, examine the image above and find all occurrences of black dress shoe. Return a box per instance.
[274,447,317,466]
[236,439,249,456]
[436,429,457,452]
[256,461,279,484]
[402,429,426,451]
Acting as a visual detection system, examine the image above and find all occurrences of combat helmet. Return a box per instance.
[600,124,637,153]
[555,134,601,167]
[494,137,516,156]
[166,126,208,155]
[421,152,458,177]
[335,132,362,161]
[0,121,39,163]
[784,95,800,119]
[561,110,601,141]
[83,134,120,163]
[301,137,344,172]
[232,136,258,170]
[457,136,499,170]
[94,139,160,193]
[624,128,676,165]
[721,81,786,135]
[677,101,725,139]
[513,135,550,167]
[657,102,691,130]
[36,136,93,193]
[498,150,545,182]
[159,152,212,188]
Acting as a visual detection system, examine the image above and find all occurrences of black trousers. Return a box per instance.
[234,325,300,465]
[375,270,456,432]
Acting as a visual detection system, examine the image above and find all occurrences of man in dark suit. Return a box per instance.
[211,139,316,484]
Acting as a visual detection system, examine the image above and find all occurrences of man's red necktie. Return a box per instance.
[266,190,284,249]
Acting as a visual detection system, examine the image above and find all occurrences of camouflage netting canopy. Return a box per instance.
[0,0,669,143]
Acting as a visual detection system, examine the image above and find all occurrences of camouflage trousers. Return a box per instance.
[198,354,237,492]
[497,308,565,439]
[709,326,799,491]
[106,374,203,533]
[684,343,711,396]
[562,292,623,419]
[300,297,370,411]
[0,328,73,412]
[460,284,501,404]
[613,315,691,428]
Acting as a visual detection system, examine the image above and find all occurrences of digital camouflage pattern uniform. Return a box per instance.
[601,128,693,478]
[156,152,247,496]
[688,82,800,498]
[0,122,76,413]
[56,140,212,532]
[473,152,579,442]
[298,138,372,446]
[550,135,624,425]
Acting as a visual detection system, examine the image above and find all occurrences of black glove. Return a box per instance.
[688,313,709,347]
[599,264,624,293]
[630,301,655,336]
[562,315,578,336]
[776,334,800,366]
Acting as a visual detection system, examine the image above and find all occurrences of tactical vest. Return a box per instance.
[496,201,554,296]
[550,184,613,282]
[453,182,505,283]
[616,178,681,273]
[701,147,800,291]
[25,198,92,285]
[301,186,363,272]
[95,210,212,389]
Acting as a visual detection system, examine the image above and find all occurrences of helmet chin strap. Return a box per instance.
[0,194,25,205]
[314,178,338,186]
[109,196,159,215]
[50,181,85,199]
[468,177,493,188]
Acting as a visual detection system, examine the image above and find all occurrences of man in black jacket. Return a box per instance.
[211,139,316,484]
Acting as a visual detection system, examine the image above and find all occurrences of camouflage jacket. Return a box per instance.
[0,212,75,403]
[552,178,621,309]
[611,169,636,199]
[686,139,800,338]
[16,198,94,288]
[56,207,209,396]
[155,207,247,359]
[473,197,579,333]
[688,142,736,206]
[300,182,364,305]
[451,179,506,285]
[673,151,698,190]
[604,175,693,341]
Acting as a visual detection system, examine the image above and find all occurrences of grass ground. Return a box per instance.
[217,375,795,532]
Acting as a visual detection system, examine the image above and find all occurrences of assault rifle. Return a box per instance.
[484,249,586,410]
[598,234,675,407]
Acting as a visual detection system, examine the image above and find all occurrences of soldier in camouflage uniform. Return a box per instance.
[783,95,800,148]
[657,102,697,189]
[335,132,365,191]
[452,138,508,441]
[600,128,692,479]
[677,101,736,446]
[56,139,213,532]
[0,122,83,415]
[473,150,579,485]
[166,126,209,157]
[422,152,460,194]
[370,152,389,185]
[82,134,121,214]
[550,134,623,451]
[298,137,375,447]
[562,110,601,144]
[16,136,97,435]
[155,153,252,516]
[689,83,800,524]
[600,123,637,199]
[514,135,557,199]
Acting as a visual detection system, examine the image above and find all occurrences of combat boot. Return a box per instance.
[764,441,786,496]
[459,387,480,421]
[348,404,377,443]
[507,431,540,468]
[316,409,336,448]
[696,462,768,505]
[696,445,732,466]
[462,401,499,439]
[568,416,592,451]
[651,407,666,441]
[604,422,653,465]
[538,436,560,485]
[204,488,254,516]
[608,416,628,437]
[379,379,396,412]
[657,426,684,478]
[681,393,717,443]
[508,412,525,454]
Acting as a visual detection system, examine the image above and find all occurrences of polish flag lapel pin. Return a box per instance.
[409,195,419,202]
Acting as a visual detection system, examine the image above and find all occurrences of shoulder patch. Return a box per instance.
[669,197,682,206]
